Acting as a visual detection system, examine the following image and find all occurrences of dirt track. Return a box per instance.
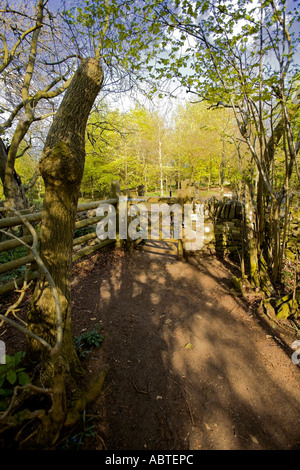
[70,245,300,451]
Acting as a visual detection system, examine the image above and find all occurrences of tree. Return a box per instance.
[0,0,173,448]
[83,104,173,196]
[172,101,238,190]
[0,0,78,209]
[151,0,300,286]
[127,107,170,195]
[27,56,104,365]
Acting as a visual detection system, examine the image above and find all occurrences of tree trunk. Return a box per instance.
[0,138,28,211]
[27,58,104,374]
[272,197,283,283]
[207,165,211,192]
[244,183,260,287]
[159,140,163,197]
[256,173,265,251]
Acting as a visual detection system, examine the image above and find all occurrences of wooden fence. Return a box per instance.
[0,198,117,296]
[0,186,184,296]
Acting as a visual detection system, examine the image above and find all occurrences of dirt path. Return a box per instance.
[70,245,300,451]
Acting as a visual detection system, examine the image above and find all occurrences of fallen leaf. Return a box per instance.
[185,342,192,349]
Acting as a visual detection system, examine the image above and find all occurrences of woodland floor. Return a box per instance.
[1,242,300,451]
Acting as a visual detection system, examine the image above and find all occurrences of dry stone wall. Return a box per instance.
[201,197,244,259]
[285,207,300,262]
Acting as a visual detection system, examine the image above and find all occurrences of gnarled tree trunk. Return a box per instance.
[27,58,104,375]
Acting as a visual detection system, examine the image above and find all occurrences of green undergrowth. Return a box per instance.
[0,351,31,411]
[75,324,104,359]
[60,410,98,450]
[0,246,28,285]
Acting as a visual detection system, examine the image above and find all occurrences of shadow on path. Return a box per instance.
[71,247,300,450]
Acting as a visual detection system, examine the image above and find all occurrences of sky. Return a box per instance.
[2,0,299,124]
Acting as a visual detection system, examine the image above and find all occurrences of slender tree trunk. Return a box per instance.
[272,196,284,283]
[27,58,104,374]
[207,165,211,192]
[91,176,95,200]
[244,183,260,287]
[124,142,128,188]
[159,140,163,197]
[0,138,28,210]
[279,190,290,280]
[256,174,265,251]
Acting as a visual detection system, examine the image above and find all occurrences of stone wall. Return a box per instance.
[197,196,299,320]
[285,207,300,262]
[201,196,299,262]
[201,197,244,259]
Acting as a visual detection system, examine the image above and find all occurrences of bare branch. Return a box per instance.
[40,54,81,66]
[0,312,52,351]
[0,208,63,356]
[33,111,55,121]
[33,75,73,102]
[0,102,23,132]
[21,0,45,106]
[0,266,31,328]
[0,25,42,74]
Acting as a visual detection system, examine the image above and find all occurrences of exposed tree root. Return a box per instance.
[64,364,110,428]
[0,360,109,450]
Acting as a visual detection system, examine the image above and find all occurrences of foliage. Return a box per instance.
[0,246,28,285]
[148,0,300,284]
[171,101,241,187]
[61,410,98,450]
[0,351,31,411]
[75,325,104,359]
[83,99,243,196]
[74,225,95,239]
[62,0,167,98]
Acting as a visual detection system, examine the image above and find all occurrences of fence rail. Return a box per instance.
[0,187,184,297]
[0,198,117,296]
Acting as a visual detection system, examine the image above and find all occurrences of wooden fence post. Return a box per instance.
[110,181,121,248]
[126,189,135,252]
[178,239,184,260]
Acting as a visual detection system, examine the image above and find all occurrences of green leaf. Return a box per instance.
[13,351,25,365]
[4,355,13,367]
[6,370,17,385]
[18,371,31,387]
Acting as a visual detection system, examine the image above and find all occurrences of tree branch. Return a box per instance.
[21,0,45,106]
[0,208,63,356]
[0,25,42,74]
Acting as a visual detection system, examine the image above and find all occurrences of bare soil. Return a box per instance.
[1,243,300,450]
